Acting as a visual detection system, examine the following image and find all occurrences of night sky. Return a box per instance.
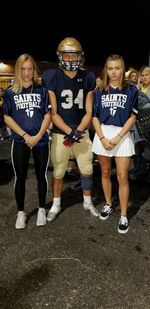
[1,1,149,70]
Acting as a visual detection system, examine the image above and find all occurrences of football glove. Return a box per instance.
[63,129,85,147]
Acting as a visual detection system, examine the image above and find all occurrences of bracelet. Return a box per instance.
[22,132,27,137]
[118,133,123,138]
[100,136,105,141]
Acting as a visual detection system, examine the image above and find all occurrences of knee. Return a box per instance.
[117,174,128,186]
[101,168,111,178]
[53,168,65,179]
[80,163,93,175]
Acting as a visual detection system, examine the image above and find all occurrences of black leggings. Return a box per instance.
[12,141,49,211]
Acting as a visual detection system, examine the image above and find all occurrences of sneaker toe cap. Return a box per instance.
[47,212,58,222]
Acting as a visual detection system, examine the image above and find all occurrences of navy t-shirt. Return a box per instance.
[3,84,51,146]
[93,84,138,126]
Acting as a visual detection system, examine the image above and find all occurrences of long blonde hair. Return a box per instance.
[10,54,40,93]
[102,54,127,91]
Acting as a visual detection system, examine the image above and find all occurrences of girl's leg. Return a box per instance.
[12,141,30,211]
[115,157,131,216]
[98,155,112,205]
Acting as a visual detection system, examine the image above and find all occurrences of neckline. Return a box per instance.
[23,84,33,93]
[109,84,119,89]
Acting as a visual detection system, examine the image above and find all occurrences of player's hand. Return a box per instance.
[63,129,85,147]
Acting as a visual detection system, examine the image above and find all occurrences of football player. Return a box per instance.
[42,37,100,221]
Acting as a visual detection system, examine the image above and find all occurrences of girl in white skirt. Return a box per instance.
[92,54,138,234]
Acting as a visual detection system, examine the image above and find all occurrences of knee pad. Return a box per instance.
[80,175,93,190]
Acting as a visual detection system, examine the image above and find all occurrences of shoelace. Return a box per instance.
[103,205,111,212]
[119,216,128,225]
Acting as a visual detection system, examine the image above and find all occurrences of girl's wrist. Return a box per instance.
[22,132,27,137]
[117,133,123,139]
[100,136,105,141]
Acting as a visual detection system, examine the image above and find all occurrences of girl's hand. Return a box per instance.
[101,138,115,150]
[110,135,122,147]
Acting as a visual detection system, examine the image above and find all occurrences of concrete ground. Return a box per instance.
[0,139,150,309]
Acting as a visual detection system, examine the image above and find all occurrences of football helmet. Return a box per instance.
[56,37,84,71]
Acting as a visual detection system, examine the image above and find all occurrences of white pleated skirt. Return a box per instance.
[92,124,135,157]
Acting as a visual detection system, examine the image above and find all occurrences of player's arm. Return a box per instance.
[77,90,93,131]
[49,90,72,134]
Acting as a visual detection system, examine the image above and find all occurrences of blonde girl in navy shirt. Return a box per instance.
[3,54,51,229]
[92,54,138,234]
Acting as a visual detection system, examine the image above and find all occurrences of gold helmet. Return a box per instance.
[56,37,84,71]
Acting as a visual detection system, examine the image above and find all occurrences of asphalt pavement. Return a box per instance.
[0,139,150,309]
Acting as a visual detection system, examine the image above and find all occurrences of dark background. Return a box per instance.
[1,1,149,69]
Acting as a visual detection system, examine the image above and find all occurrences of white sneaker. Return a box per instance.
[36,208,47,226]
[47,205,61,222]
[15,211,27,229]
[83,202,100,217]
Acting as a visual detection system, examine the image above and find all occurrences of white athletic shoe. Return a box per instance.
[36,208,47,226]
[15,211,27,229]
[83,202,100,217]
[47,205,61,222]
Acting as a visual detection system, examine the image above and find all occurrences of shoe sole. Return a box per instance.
[118,227,129,234]
[47,216,56,222]
[83,205,100,217]
[15,224,26,229]
[99,211,113,220]
[99,214,110,220]
[47,212,60,222]
[89,210,100,217]
[36,220,47,226]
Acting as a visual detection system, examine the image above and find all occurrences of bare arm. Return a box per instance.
[37,112,51,138]
[4,115,26,137]
[110,114,137,145]
[117,114,137,137]
[49,91,72,135]
[4,112,51,148]
[77,91,93,131]
[92,116,114,150]
[92,116,104,140]
[92,113,137,150]
[25,112,51,148]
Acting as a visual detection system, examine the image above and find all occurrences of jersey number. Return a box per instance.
[61,89,83,109]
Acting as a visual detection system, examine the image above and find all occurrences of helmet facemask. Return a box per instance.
[57,51,83,71]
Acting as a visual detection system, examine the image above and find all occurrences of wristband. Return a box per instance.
[100,136,105,141]
[118,134,123,138]
[22,132,27,137]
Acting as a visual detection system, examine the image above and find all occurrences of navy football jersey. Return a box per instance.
[3,84,51,146]
[42,68,96,134]
[93,84,138,126]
